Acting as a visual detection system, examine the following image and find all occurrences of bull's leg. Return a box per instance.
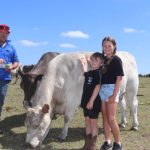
[58,106,78,140]
[119,96,127,128]
[127,94,138,131]
[58,115,70,141]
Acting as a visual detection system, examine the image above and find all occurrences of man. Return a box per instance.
[0,24,19,134]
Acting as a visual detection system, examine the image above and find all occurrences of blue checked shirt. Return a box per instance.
[0,40,19,80]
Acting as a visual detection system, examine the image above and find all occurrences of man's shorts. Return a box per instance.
[99,84,119,103]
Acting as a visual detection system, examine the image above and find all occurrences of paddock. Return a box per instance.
[0,77,149,150]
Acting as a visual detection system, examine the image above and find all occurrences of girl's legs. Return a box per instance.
[89,118,98,150]
[90,118,98,137]
[85,117,99,136]
[106,102,121,144]
[100,101,113,150]
[85,116,92,135]
[80,117,92,150]
[101,101,111,142]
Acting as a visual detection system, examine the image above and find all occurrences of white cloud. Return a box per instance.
[16,40,48,47]
[61,30,89,39]
[123,27,145,33]
[40,41,49,45]
[59,43,76,48]
[123,27,136,33]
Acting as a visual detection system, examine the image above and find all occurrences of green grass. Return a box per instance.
[0,77,150,150]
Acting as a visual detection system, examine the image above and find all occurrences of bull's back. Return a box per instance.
[30,52,59,74]
[117,51,139,94]
[46,52,91,112]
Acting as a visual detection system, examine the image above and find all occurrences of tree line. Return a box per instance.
[139,74,150,77]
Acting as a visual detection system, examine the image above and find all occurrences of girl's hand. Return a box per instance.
[86,100,94,110]
[108,95,116,103]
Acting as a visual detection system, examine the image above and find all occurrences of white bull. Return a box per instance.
[25,51,139,148]
[117,52,139,130]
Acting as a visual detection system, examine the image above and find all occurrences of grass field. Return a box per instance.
[0,77,150,150]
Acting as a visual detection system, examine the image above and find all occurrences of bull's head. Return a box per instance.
[25,104,51,148]
[21,74,43,106]
[19,68,43,108]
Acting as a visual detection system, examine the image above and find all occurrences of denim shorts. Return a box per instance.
[99,84,119,102]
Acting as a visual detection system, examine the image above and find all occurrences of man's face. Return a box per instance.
[0,30,9,44]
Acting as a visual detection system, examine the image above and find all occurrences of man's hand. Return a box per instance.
[0,59,4,64]
[5,64,12,72]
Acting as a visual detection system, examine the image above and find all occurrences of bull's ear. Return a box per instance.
[79,55,88,73]
[42,104,49,113]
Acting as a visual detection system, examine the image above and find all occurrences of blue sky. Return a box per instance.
[1,0,150,74]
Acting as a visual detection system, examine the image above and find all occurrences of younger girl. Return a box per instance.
[80,52,104,150]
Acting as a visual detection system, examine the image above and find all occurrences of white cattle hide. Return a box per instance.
[117,52,139,130]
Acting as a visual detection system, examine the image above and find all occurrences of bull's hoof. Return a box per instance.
[57,137,66,142]
[57,135,67,142]
[25,143,41,150]
[25,143,34,149]
[118,123,126,128]
[130,126,138,131]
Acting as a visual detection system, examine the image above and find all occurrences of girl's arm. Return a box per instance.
[86,84,100,110]
[109,76,123,103]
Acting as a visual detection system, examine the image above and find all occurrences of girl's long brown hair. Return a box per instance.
[102,36,117,55]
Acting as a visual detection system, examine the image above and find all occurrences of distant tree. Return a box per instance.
[139,74,150,77]
[139,74,143,77]
[146,74,150,77]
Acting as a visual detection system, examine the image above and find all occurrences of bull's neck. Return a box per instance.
[32,76,55,107]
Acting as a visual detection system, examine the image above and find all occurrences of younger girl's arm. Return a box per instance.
[86,84,100,110]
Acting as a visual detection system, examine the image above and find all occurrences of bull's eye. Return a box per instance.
[33,124,39,129]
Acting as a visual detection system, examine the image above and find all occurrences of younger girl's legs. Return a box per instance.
[90,118,99,137]
[85,117,92,135]
[89,118,99,150]
[79,117,92,150]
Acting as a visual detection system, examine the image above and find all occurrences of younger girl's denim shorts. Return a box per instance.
[99,84,119,102]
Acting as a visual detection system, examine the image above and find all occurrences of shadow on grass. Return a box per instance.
[0,113,26,130]
[0,113,26,150]
[44,126,104,143]
[0,113,104,149]
[0,113,128,150]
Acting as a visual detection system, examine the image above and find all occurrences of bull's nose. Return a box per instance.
[30,137,41,149]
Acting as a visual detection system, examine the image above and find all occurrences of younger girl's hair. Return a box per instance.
[102,36,117,55]
[90,52,105,62]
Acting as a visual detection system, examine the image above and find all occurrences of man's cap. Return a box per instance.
[0,24,10,33]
